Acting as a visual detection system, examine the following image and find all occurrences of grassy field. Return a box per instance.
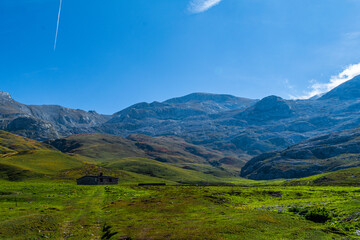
[1,180,360,239]
[1,131,360,239]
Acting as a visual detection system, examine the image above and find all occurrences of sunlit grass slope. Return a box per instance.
[0,163,42,181]
[46,133,236,165]
[0,130,86,180]
[286,166,360,186]
[0,130,49,155]
[103,157,243,184]
[0,131,250,184]
[46,133,148,161]
[0,150,84,175]
[46,133,244,181]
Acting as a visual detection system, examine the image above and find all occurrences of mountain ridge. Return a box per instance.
[1,75,360,164]
[320,75,360,100]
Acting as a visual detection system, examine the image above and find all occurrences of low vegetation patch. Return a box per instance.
[289,206,332,223]
[1,180,360,239]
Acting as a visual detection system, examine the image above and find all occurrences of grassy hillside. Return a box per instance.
[0,130,49,155]
[103,157,239,184]
[46,133,244,165]
[127,134,239,165]
[0,131,248,184]
[286,166,360,186]
[0,131,87,180]
[0,163,42,181]
[46,133,245,181]
[0,150,85,175]
[241,128,360,180]
[6,130,360,187]
[45,133,148,161]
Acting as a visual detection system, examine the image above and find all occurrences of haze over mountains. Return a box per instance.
[1,75,360,180]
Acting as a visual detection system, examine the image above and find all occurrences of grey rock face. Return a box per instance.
[0,92,110,141]
[6,117,59,140]
[0,91,12,101]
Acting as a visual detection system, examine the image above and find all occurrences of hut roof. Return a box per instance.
[77,175,118,180]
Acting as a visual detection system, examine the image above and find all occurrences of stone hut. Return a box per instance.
[76,173,118,185]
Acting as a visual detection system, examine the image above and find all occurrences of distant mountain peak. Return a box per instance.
[164,92,252,104]
[253,95,291,112]
[236,95,293,121]
[0,91,12,100]
[320,75,360,100]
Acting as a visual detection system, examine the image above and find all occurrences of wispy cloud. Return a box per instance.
[54,0,63,51]
[297,62,360,99]
[188,0,222,14]
[344,32,360,41]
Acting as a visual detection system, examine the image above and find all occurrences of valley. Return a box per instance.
[3,1,360,238]
[0,129,360,239]
[1,75,360,181]
[1,76,360,239]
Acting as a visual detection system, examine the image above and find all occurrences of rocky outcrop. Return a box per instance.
[6,117,59,140]
[0,91,12,101]
[0,91,110,141]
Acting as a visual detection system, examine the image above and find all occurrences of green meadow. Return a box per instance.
[1,180,360,240]
[1,131,360,239]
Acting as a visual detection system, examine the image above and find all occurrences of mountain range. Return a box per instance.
[1,75,360,180]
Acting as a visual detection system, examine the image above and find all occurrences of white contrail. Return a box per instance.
[54,0,63,51]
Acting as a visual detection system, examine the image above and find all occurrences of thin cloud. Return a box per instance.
[297,62,360,99]
[284,79,294,90]
[188,0,222,14]
[344,32,360,40]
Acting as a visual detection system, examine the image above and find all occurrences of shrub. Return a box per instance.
[304,208,332,223]
[288,206,332,223]
[288,206,301,213]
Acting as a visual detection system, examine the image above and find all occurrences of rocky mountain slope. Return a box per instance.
[241,128,360,180]
[320,75,360,100]
[0,91,110,140]
[98,76,360,159]
[1,75,360,166]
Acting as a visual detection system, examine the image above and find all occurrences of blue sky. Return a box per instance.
[1,0,360,114]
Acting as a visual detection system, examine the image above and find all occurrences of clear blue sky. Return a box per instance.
[1,0,360,114]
